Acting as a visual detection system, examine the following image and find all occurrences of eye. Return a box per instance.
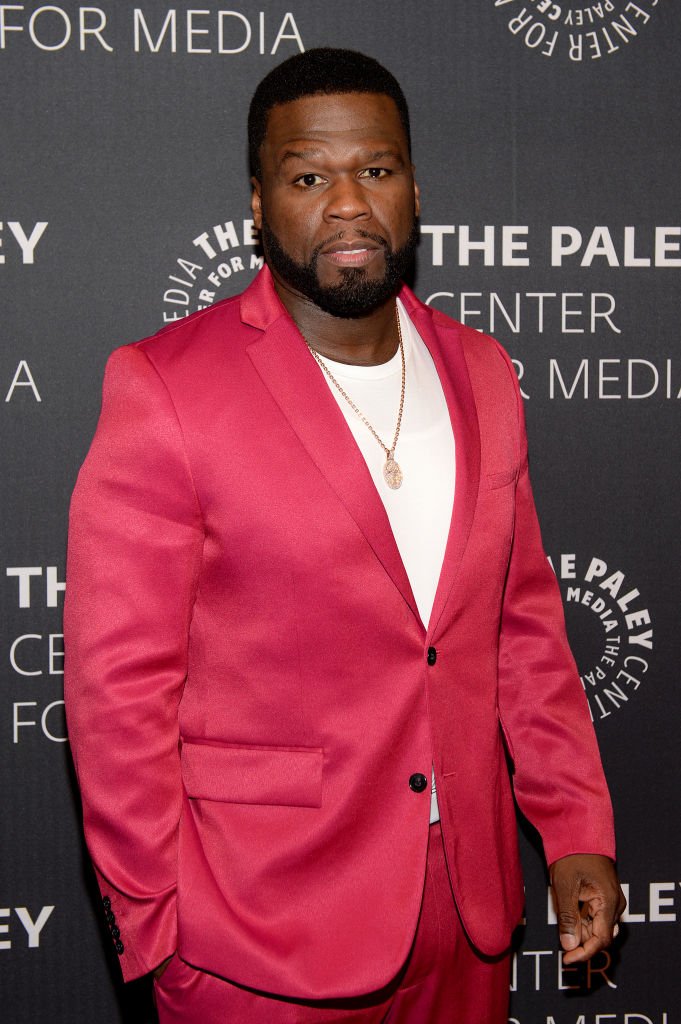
[358,167,390,180]
[293,173,325,189]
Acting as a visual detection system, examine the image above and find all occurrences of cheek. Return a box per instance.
[375,192,415,234]
[267,197,317,247]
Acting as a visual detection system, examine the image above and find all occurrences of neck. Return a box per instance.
[272,277,401,367]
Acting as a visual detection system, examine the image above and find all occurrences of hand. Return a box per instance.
[549,854,626,965]
[153,955,174,980]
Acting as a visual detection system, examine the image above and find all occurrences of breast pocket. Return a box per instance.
[486,467,518,490]
[181,740,323,808]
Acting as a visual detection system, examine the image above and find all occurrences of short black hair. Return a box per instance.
[248,47,411,179]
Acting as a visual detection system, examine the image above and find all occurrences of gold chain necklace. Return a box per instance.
[305,310,406,490]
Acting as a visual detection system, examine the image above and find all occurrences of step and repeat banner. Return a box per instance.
[1,2,679,1021]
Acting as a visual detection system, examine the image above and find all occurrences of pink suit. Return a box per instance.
[64,267,615,1004]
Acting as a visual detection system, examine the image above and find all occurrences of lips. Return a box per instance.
[319,238,383,267]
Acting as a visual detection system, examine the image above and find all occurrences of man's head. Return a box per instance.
[248,49,419,319]
[248,48,412,180]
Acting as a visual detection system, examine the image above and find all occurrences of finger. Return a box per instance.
[618,889,628,918]
[589,898,618,946]
[562,924,612,965]
[563,905,619,964]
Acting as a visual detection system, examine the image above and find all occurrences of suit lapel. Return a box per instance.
[243,272,419,622]
[240,269,482,636]
[400,289,482,640]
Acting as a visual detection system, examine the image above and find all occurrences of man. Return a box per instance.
[64,48,624,1023]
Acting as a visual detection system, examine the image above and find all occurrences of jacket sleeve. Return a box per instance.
[495,343,617,868]
[63,343,204,980]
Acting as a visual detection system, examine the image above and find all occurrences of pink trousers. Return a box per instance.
[153,822,511,1023]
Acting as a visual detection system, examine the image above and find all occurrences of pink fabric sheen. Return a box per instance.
[64,267,616,995]
[153,823,511,1023]
[181,741,323,807]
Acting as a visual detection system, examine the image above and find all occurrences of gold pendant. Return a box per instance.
[383,457,403,490]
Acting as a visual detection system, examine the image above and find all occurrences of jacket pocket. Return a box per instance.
[181,740,323,808]
[486,467,518,490]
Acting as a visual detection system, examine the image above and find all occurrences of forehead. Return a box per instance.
[261,92,407,158]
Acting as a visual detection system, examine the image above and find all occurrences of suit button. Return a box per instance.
[427,647,437,666]
[115,940,125,955]
[409,773,428,792]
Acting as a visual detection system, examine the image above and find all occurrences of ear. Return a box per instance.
[413,177,421,219]
[250,177,263,230]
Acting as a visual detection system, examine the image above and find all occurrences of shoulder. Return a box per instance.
[100,290,253,395]
[404,287,525,462]
[139,292,246,368]
[105,267,282,383]
[403,286,518,395]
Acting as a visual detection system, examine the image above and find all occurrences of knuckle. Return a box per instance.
[558,911,579,929]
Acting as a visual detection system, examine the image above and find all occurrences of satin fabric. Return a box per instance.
[64,266,615,997]
[152,822,511,1024]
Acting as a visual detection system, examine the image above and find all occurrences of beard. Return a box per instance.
[260,216,419,319]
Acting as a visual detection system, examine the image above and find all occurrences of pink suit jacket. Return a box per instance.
[64,266,615,999]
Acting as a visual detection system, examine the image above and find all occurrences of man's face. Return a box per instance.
[251,91,420,318]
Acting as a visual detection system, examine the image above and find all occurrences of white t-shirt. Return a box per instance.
[314,299,456,822]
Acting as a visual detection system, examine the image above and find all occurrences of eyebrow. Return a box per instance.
[277,147,405,169]
[279,149,324,166]
[362,149,405,165]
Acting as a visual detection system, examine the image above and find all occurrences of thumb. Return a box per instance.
[559,921,580,951]
[552,878,582,951]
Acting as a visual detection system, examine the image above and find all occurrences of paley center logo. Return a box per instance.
[493,0,661,61]
[549,553,653,722]
[160,216,262,322]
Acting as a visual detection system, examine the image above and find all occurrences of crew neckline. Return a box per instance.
[315,299,412,380]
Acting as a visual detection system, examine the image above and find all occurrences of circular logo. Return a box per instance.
[160,216,262,324]
[550,553,653,723]
[494,1,660,62]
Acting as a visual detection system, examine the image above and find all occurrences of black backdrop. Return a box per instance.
[1,2,679,1021]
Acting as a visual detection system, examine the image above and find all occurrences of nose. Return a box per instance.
[323,175,371,223]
